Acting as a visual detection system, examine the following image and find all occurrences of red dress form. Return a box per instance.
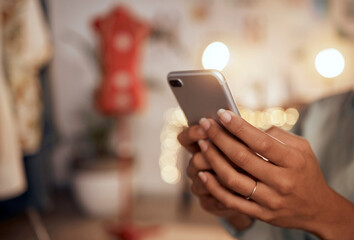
[93,6,149,116]
[93,7,158,240]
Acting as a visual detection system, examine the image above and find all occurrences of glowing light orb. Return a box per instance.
[161,166,181,184]
[202,42,230,71]
[315,48,345,78]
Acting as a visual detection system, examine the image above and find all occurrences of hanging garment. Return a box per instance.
[2,0,52,155]
[0,1,27,200]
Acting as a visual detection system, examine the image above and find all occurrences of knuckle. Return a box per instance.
[278,178,295,195]
[298,137,311,150]
[177,132,184,144]
[290,149,306,170]
[190,152,207,172]
[266,126,278,135]
[268,197,284,210]
[225,175,237,189]
[208,127,220,141]
[236,150,249,166]
[186,165,193,178]
[187,127,197,140]
[260,211,274,222]
[232,120,246,136]
[255,136,272,154]
[188,155,200,177]
[191,152,198,161]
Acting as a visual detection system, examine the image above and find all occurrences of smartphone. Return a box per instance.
[167,70,240,126]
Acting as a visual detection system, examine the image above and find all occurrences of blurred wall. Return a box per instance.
[48,0,354,195]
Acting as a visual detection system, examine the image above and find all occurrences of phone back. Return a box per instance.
[167,70,240,126]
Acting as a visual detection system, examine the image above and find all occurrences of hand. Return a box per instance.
[197,110,354,240]
[178,125,207,154]
[178,126,253,230]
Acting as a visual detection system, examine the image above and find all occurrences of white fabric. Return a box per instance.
[3,0,52,155]
[0,2,27,200]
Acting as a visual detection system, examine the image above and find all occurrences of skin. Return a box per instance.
[178,109,354,239]
[178,125,254,231]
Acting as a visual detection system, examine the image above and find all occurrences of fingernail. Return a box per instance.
[199,118,210,130]
[217,109,231,123]
[197,127,206,137]
[198,140,208,152]
[198,172,208,183]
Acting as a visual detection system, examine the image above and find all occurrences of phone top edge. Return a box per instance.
[167,69,226,85]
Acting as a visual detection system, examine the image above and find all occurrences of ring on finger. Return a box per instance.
[245,180,257,200]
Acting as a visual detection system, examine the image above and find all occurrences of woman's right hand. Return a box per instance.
[178,126,254,231]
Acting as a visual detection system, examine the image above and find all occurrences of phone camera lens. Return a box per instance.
[169,79,183,87]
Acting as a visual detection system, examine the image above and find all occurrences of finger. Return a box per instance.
[199,195,228,212]
[198,140,283,205]
[198,121,282,186]
[191,178,210,196]
[187,152,212,178]
[178,126,207,153]
[266,127,306,152]
[198,171,264,218]
[198,139,258,196]
[246,181,282,210]
[213,110,290,167]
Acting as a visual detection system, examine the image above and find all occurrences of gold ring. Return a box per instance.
[246,181,257,200]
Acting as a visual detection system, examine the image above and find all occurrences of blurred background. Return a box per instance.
[0,0,353,239]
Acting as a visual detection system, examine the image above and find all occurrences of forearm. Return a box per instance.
[309,188,354,240]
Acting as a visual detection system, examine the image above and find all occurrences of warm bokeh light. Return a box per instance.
[161,166,181,184]
[270,108,287,127]
[159,107,187,184]
[315,48,345,78]
[240,107,299,131]
[285,108,299,125]
[202,41,230,71]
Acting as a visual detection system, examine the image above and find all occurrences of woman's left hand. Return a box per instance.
[197,110,354,240]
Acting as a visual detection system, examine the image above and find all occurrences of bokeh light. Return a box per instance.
[315,48,345,78]
[202,41,230,71]
[240,107,299,131]
[159,107,187,184]
[161,166,181,184]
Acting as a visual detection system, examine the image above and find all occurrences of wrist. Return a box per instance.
[307,188,354,240]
